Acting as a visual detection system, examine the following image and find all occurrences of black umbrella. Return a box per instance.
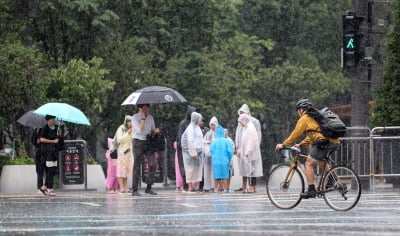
[121,86,187,105]
[17,110,47,129]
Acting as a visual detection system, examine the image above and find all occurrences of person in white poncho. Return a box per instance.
[236,113,263,193]
[203,116,218,192]
[181,112,204,192]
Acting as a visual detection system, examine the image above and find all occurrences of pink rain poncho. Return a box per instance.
[105,138,118,190]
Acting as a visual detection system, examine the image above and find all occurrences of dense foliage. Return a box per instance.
[370,0,400,127]
[1,0,357,173]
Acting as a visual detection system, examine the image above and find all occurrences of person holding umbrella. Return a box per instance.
[39,115,64,196]
[131,104,159,196]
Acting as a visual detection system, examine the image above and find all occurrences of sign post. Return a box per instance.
[60,140,87,188]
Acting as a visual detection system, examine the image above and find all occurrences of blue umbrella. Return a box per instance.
[34,103,91,126]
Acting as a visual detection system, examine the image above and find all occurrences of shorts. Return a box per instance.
[310,141,339,161]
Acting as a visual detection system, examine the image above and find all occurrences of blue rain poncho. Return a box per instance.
[210,125,234,179]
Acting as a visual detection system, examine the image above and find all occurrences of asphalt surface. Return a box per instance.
[1,188,400,235]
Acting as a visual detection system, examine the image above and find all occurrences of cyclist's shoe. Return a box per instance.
[300,190,317,199]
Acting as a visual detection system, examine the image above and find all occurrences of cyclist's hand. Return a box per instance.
[275,144,283,150]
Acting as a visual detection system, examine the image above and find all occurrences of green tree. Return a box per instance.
[0,41,49,134]
[370,1,400,126]
[28,0,119,65]
[45,57,115,139]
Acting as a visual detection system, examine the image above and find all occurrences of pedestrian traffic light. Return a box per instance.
[342,13,363,67]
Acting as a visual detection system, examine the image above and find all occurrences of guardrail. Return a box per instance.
[332,126,400,190]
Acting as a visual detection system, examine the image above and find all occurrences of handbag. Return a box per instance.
[110,149,118,159]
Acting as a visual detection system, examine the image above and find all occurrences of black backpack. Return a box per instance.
[307,107,347,139]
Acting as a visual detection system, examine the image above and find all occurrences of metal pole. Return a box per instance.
[163,138,169,187]
[84,140,88,190]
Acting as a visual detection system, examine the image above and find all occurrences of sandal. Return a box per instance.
[39,188,49,196]
[48,190,56,197]
[245,189,257,194]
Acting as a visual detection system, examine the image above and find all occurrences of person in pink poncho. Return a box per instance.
[173,141,184,192]
[105,138,118,193]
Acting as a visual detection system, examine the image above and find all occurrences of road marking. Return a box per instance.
[178,203,199,208]
[80,202,102,207]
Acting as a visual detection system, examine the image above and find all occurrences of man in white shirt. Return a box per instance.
[131,104,160,196]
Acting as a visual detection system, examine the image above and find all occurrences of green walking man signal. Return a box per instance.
[346,38,355,49]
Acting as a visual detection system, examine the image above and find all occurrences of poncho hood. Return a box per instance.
[237,104,251,116]
[215,125,225,138]
[209,116,219,126]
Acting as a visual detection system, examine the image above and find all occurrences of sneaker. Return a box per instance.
[234,188,243,192]
[300,190,316,199]
[132,191,141,196]
[190,188,196,193]
[145,189,157,195]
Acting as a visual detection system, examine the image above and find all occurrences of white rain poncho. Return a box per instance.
[237,114,263,177]
[235,104,262,147]
[203,116,218,190]
[181,112,204,183]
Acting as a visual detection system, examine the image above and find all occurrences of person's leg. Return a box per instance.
[117,177,124,193]
[177,146,188,191]
[132,140,145,195]
[249,177,257,192]
[214,179,219,191]
[242,176,247,191]
[124,178,129,192]
[301,155,318,198]
[46,166,57,196]
[36,155,45,191]
[222,179,229,192]
[203,160,212,190]
[145,151,157,194]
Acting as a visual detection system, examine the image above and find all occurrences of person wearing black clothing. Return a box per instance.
[32,128,46,195]
[39,115,63,196]
[176,105,197,191]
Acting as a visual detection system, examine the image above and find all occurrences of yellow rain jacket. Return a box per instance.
[283,113,339,147]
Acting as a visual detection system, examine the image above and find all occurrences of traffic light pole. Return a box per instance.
[344,0,390,133]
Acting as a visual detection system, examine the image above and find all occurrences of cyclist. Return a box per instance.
[275,99,340,199]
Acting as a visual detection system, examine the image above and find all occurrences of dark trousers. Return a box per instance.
[249,177,257,186]
[45,166,57,189]
[132,139,155,191]
[176,145,188,190]
[35,150,45,189]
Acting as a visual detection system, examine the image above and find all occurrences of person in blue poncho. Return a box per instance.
[210,125,234,193]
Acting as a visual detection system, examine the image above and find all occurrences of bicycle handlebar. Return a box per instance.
[278,146,301,153]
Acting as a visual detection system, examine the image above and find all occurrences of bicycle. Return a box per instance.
[266,146,361,211]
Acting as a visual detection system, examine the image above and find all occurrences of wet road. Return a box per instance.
[1,188,400,235]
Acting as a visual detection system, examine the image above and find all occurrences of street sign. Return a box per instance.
[60,140,86,185]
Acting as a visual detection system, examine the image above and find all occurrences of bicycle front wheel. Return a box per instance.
[266,164,305,209]
[323,165,361,211]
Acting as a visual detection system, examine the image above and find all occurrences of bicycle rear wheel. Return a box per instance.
[266,164,305,209]
[323,165,361,211]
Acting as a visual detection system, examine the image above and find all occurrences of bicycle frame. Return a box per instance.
[283,151,337,196]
